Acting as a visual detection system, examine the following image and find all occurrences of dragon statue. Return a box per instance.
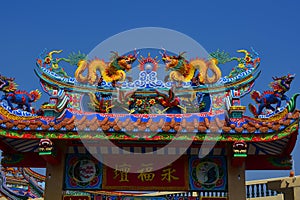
[161,50,222,84]
[210,48,260,78]
[155,89,182,114]
[88,92,114,113]
[87,89,210,114]
[248,74,295,117]
[36,50,70,77]
[0,74,41,112]
[72,51,138,85]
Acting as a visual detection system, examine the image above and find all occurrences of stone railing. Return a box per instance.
[166,191,228,198]
[164,177,288,199]
[246,178,281,198]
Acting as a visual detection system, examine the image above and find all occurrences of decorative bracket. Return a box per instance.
[38,139,60,165]
[231,141,247,167]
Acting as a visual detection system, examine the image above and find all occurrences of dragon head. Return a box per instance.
[273,74,295,84]
[36,50,70,72]
[111,50,138,71]
[36,50,63,67]
[271,74,295,92]
[236,48,260,68]
[0,74,16,92]
[0,75,7,90]
[161,49,187,71]
[285,74,295,84]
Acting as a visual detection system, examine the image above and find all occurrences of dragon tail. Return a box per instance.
[190,58,222,84]
[248,103,258,117]
[287,93,300,113]
[30,90,42,102]
[75,59,106,84]
[75,60,89,83]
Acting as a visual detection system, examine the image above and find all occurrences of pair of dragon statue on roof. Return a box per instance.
[36,48,223,86]
[0,47,296,117]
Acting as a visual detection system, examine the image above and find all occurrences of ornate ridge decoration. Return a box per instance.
[0,47,298,145]
[0,74,41,113]
[160,49,221,84]
[0,105,39,120]
[249,74,296,117]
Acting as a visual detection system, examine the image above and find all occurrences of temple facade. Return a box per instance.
[0,48,298,200]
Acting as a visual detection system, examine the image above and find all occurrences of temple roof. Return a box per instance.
[0,48,298,171]
[0,108,298,142]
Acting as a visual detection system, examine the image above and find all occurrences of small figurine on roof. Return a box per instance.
[209,48,260,78]
[37,50,70,77]
[248,74,295,117]
[0,74,41,113]
[161,49,222,85]
[72,50,138,86]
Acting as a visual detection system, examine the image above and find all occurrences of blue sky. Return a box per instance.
[0,0,300,180]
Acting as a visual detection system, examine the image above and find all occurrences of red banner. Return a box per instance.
[102,156,188,190]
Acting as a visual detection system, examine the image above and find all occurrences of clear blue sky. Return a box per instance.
[0,0,300,180]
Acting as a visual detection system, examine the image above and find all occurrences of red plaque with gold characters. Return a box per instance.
[102,156,188,190]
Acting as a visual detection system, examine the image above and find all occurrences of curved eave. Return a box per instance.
[22,168,45,182]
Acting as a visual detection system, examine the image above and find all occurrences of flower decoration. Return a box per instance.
[245,56,251,63]
[44,57,51,64]
[149,99,156,105]
[136,99,143,106]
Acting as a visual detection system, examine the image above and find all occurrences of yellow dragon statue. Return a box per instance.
[161,50,222,84]
[72,51,137,85]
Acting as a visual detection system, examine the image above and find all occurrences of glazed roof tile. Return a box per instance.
[0,108,298,142]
